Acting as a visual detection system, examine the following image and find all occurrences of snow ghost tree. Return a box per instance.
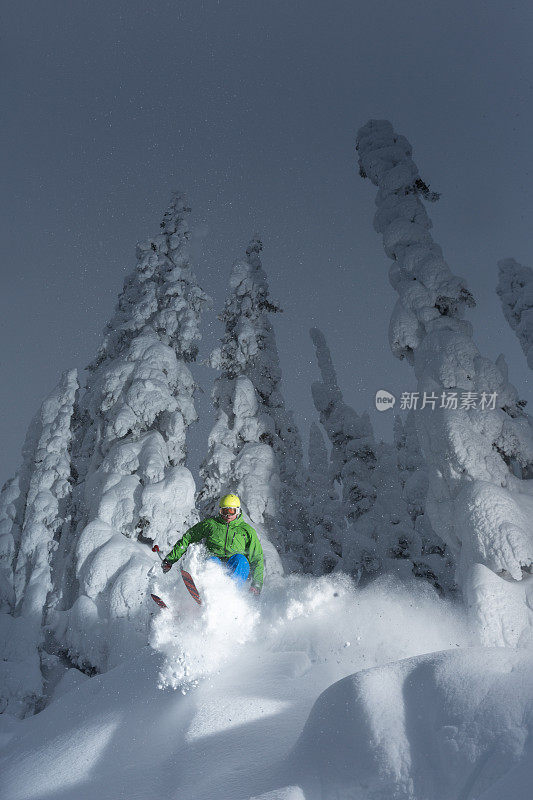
[0,477,24,615]
[497,258,533,372]
[301,422,342,574]
[53,194,210,672]
[309,326,450,590]
[357,120,533,646]
[199,237,303,571]
[309,326,378,576]
[393,412,455,593]
[310,327,377,522]
[0,369,78,717]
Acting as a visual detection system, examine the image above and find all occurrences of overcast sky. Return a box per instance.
[2,0,533,488]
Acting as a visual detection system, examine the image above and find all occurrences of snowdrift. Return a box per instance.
[291,646,533,800]
[0,571,482,800]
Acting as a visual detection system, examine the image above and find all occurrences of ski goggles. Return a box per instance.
[220,507,238,515]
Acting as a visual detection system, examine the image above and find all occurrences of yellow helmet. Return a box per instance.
[219,493,241,508]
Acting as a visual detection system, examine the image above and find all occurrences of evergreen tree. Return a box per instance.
[54,194,210,672]
[0,369,78,717]
[309,326,379,579]
[301,422,342,574]
[357,120,533,646]
[309,325,450,588]
[497,258,533,370]
[310,327,377,522]
[0,476,23,614]
[199,237,304,570]
[393,413,455,593]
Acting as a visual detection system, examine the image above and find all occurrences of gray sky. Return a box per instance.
[1,0,533,488]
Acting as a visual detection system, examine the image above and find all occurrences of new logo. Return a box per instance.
[375,389,396,411]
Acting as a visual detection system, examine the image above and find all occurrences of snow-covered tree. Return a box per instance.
[53,194,210,673]
[309,326,379,579]
[301,422,342,574]
[0,369,78,717]
[393,412,455,593]
[497,258,533,370]
[357,120,533,645]
[308,327,450,589]
[348,438,416,582]
[0,476,23,615]
[310,327,377,522]
[199,237,304,570]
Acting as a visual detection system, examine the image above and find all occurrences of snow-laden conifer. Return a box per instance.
[310,327,377,522]
[357,120,533,645]
[0,476,23,614]
[0,369,78,717]
[393,412,454,593]
[54,195,210,672]
[309,326,382,579]
[308,322,446,588]
[301,422,342,574]
[199,237,303,570]
[497,258,533,370]
[14,370,78,616]
[307,327,449,588]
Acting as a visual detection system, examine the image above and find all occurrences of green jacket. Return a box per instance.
[165,515,264,589]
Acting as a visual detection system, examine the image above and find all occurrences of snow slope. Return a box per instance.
[1,565,514,800]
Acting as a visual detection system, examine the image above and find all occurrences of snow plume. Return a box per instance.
[52,194,210,674]
[0,369,78,717]
[200,237,305,568]
[497,257,533,371]
[357,119,533,646]
[151,547,260,691]
[151,551,470,697]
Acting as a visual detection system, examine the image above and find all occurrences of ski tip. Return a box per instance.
[151,593,168,609]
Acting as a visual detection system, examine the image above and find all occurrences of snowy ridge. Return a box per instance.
[293,645,533,800]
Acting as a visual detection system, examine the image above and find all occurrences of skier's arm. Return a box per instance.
[245,526,264,590]
[164,520,208,564]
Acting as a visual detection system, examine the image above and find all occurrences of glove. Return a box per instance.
[161,559,172,573]
[249,584,261,597]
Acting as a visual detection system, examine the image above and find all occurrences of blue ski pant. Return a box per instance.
[209,553,250,586]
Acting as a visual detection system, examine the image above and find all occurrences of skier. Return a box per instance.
[161,494,264,595]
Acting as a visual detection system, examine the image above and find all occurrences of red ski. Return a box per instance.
[151,593,168,609]
[151,545,202,607]
[180,568,202,605]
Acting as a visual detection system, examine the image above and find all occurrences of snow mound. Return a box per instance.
[0,571,474,800]
[292,646,533,800]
